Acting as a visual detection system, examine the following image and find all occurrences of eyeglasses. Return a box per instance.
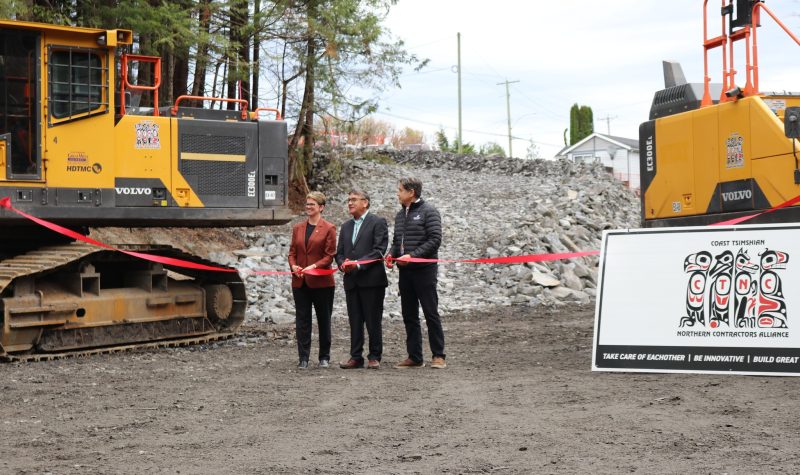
[305,203,319,207]
[346,198,366,203]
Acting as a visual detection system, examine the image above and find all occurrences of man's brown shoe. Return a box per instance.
[394,357,425,369]
[367,359,380,369]
[339,358,364,369]
[430,356,447,369]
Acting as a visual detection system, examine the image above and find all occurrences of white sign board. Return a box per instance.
[593,223,800,376]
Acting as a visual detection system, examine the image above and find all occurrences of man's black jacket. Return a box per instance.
[336,212,389,291]
[390,199,442,269]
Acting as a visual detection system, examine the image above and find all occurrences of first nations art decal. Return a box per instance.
[681,248,789,329]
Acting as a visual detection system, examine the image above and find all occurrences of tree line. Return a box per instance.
[2,0,424,198]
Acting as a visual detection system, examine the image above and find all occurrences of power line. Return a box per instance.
[597,114,618,135]
[402,36,451,51]
[510,83,567,121]
[397,66,451,78]
[472,48,510,83]
[372,110,562,147]
[461,71,514,79]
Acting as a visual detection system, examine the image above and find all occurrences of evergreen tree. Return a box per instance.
[226,0,250,109]
[190,0,214,105]
[579,105,593,140]
[452,139,475,154]
[435,129,483,155]
[569,103,594,145]
[435,128,449,151]
[0,1,25,18]
[479,142,505,157]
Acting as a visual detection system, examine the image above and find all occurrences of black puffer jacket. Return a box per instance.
[390,199,442,268]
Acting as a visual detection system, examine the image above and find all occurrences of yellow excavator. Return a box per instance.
[641,0,800,228]
[0,20,291,360]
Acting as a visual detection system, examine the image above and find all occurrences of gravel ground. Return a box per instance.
[50,151,796,473]
[3,303,800,474]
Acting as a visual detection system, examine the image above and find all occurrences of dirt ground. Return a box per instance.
[3,303,800,474]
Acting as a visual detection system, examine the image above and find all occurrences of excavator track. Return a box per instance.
[1,332,235,362]
[0,242,246,361]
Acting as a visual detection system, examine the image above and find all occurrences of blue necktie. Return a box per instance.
[352,219,361,245]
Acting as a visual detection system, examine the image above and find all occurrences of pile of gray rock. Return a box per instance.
[219,148,641,324]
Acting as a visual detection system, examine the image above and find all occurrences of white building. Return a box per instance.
[555,133,640,191]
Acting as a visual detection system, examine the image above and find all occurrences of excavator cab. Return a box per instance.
[0,29,40,179]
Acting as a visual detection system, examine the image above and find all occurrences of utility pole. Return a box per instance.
[457,33,463,154]
[598,114,617,135]
[497,79,520,157]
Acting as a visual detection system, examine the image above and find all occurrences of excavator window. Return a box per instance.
[0,29,39,178]
[48,47,107,122]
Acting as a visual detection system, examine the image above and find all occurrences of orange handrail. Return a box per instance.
[253,107,282,120]
[171,95,249,120]
[702,1,800,106]
[702,0,727,106]
[751,2,800,95]
[702,1,756,104]
[120,54,161,117]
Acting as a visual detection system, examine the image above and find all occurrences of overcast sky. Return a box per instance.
[377,0,800,158]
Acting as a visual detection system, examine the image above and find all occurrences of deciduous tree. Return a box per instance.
[277,0,423,201]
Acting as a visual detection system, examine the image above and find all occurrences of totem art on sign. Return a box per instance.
[681,249,789,329]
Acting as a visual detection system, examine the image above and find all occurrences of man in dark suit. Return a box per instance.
[336,189,389,369]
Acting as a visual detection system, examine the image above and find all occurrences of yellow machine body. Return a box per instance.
[0,20,289,359]
[641,95,800,227]
[0,20,290,227]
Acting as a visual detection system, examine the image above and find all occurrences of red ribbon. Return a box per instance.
[6,182,800,277]
[300,259,380,276]
[387,251,599,265]
[302,251,602,275]
[1,197,239,273]
[0,196,598,275]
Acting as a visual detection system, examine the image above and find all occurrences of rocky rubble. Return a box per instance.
[230,148,641,324]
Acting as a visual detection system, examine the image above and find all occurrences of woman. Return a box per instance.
[288,191,337,369]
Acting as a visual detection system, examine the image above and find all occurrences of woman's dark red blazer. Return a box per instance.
[288,218,336,288]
